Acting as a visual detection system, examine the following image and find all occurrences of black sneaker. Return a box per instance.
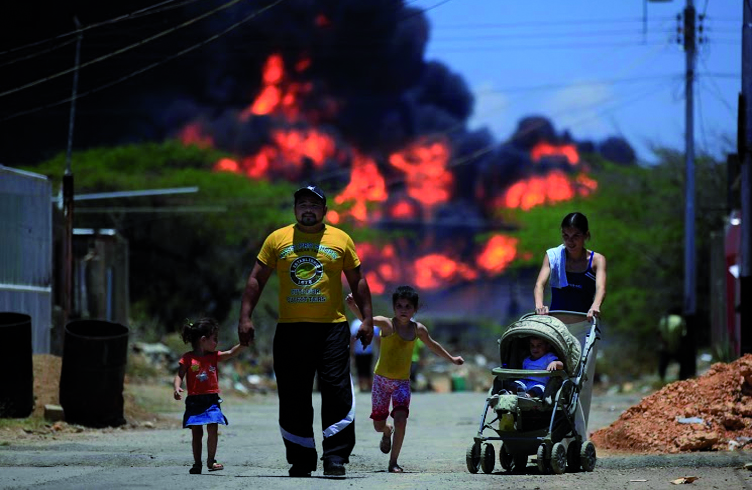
[288,465,311,477]
[323,459,346,477]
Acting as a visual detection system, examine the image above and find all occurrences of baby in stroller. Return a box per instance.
[503,336,563,399]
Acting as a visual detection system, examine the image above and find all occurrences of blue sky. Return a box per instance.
[414,0,741,163]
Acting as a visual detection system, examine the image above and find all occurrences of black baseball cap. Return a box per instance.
[294,185,326,204]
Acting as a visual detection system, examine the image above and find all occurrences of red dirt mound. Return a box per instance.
[591,354,752,453]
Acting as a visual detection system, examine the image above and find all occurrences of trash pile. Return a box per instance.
[591,354,752,453]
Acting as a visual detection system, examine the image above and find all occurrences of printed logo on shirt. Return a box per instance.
[290,256,324,286]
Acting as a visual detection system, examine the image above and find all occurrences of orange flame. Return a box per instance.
[388,138,453,213]
[576,173,598,194]
[388,199,420,220]
[413,254,478,290]
[240,53,312,121]
[531,142,579,165]
[179,122,214,148]
[335,152,387,222]
[215,157,239,172]
[476,234,518,274]
[500,170,575,210]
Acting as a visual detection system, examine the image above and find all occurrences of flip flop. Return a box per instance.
[207,460,224,471]
[388,463,404,473]
[380,428,393,454]
[189,463,202,474]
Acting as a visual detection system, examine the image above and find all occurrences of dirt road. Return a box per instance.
[1,390,751,489]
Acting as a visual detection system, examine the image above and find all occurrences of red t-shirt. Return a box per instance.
[179,351,220,396]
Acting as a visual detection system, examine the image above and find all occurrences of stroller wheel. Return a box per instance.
[536,443,551,474]
[480,443,495,474]
[498,442,513,471]
[466,442,481,473]
[550,442,567,474]
[580,440,597,472]
[566,440,581,471]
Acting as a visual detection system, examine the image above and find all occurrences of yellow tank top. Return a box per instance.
[374,321,416,380]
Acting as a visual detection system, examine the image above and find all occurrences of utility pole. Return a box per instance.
[740,0,752,355]
[62,17,82,327]
[680,0,697,378]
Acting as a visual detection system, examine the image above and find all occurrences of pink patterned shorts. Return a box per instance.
[370,373,411,421]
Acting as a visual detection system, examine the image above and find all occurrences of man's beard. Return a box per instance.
[298,214,320,226]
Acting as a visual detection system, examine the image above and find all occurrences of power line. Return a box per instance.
[0,0,288,122]
[697,56,736,115]
[429,17,677,29]
[0,0,247,99]
[426,41,672,52]
[0,0,204,57]
[474,74,681,96]
[0,37,78,69]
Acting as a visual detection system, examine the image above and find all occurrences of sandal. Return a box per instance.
[388,462,404,473]
[207,460,224,472]
[189,463,202,475]
[380,427,393,454]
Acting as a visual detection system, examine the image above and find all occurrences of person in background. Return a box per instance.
[174,317,246,475]
[351,317,379,392]
[657,307,687,382]
[409,337,425,391]
[346,286,464,474]
[237,184,374,478]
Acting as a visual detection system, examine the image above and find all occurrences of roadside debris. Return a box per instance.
[592,354,752,453]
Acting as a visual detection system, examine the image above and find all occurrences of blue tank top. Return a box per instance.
[550,251,596,313]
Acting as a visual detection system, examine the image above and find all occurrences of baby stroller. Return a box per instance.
[466,311,600,475]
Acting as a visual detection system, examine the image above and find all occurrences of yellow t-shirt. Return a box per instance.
[374,322,416,380]
[258,224,360,323]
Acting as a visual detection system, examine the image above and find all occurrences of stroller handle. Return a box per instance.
[490,367,567,379]
[520,310,598,329]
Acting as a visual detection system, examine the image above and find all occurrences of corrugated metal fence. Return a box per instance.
[0,166,52,353]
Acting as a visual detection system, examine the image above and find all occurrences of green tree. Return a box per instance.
[26,141,296,332]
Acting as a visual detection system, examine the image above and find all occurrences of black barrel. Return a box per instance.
[60,319,129,427]
[0,312,34,418]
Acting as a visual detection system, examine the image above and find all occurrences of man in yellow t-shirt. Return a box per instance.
[237,184,374,478]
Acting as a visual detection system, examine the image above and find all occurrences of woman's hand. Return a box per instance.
[587,307,600,320]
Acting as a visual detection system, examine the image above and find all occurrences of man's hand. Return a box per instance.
[356,317,374,348]
[238,317,256,346]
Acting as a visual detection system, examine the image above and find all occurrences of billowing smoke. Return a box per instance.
[2,0,635,295]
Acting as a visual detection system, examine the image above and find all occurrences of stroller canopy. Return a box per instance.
[499,315,582,374]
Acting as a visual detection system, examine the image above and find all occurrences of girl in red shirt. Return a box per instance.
[173,318,246,474]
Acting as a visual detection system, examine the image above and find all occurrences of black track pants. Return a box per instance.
[273,321,355,470]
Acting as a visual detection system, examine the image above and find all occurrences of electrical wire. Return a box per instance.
[0,0,205,57]
[0,0,247,99]
[429,17,677,29]
[698,56,736,115]
[425,41,671,53]
[696,78,711,155]
[0,0,288,122]
[0,37,79,69]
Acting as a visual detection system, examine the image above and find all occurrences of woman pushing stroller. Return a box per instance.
[533,212,607,320]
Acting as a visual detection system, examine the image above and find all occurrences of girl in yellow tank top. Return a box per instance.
[346,286,464,474]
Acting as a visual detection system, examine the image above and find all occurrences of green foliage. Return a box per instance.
[25,141,297,332]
